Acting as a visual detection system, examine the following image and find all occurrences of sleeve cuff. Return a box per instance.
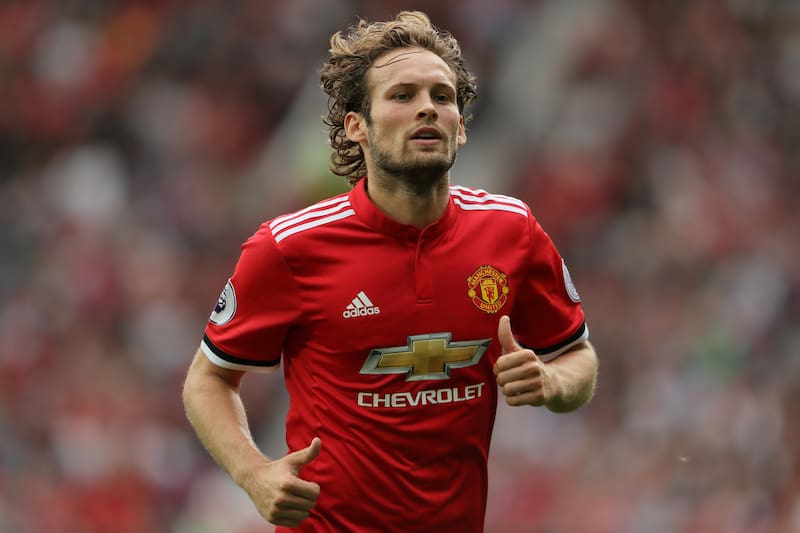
[533,322,589,362]
[201,335,281,373]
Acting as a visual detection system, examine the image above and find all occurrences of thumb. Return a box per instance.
[498,315,522,355]
[286,437,322,472]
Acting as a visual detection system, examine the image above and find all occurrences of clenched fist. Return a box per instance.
[242,437,322,528]
[493,316,554,407]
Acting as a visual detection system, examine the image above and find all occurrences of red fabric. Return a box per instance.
[204,179,586,532]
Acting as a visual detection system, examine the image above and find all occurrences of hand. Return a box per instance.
[242,437,322,527]
[493,316,554,407]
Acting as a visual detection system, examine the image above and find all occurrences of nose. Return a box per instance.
[416,94,438,120]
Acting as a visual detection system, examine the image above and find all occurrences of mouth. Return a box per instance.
[410,127,443,143]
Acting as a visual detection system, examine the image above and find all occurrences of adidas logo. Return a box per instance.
[343,291,381,319]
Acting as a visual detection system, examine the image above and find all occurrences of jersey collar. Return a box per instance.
[349,178,457,241]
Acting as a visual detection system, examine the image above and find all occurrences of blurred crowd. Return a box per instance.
[1,1,798,532]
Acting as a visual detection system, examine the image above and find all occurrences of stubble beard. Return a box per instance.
[369,132,457,195]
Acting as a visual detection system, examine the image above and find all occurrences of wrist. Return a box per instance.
[230,454,272,489]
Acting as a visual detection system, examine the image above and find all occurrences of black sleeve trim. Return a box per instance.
[532,322,588,356]
[202,334,281,367]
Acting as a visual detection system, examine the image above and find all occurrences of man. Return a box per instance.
[183,11,598,532]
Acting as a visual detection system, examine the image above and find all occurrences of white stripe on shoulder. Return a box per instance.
[273,208,355,243]
[451,186,528,217]
[271,199,352,235]
[269,195,350,231]
[450,186,527,208]
[453,198,528,217]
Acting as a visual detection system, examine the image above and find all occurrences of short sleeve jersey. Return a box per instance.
[202,179,588,533]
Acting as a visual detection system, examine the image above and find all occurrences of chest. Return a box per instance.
[285,229,528,355]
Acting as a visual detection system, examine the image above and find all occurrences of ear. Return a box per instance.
[457,115,467,146]
[344,111,367,143]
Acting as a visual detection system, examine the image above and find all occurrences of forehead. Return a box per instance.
[367,47,456,91]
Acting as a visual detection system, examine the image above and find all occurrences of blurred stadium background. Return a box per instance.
[1,0,799,531]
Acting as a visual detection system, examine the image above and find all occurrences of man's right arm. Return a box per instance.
[182,348,321,527]
[183,348,270,484]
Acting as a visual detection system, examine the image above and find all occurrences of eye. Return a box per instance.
[435,92,454,103]
[394,92,411,101]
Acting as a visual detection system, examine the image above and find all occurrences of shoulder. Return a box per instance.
[267,192,355,245]
[449,185,531,219]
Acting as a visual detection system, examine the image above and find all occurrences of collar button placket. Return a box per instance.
[414,231,433,305]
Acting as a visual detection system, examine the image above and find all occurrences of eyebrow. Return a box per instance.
[383,81,456,93]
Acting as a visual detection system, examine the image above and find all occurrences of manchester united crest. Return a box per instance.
[467,265,509,314]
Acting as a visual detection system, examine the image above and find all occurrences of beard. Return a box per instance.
[368,131,458,194]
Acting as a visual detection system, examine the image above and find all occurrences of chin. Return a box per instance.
[373,149,457,185]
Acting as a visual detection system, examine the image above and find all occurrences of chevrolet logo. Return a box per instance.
[360,333,491,381]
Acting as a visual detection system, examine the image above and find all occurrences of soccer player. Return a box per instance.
[182,10,598,532]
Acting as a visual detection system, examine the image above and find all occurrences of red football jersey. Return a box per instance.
[202,179,588,532]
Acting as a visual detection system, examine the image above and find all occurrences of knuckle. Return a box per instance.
[277,478,294,492]
[273,494,290,509]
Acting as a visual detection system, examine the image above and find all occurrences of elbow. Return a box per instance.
[546,353,598,414]
[182,365,201,423]
[545,380,596,413]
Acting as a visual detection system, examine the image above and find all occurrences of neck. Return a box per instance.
[365,173,450,228]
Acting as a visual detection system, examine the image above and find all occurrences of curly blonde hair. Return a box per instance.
[320,11,478,186]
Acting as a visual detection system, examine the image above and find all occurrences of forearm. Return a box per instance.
[544,341,598,413]
[182,352,272,486]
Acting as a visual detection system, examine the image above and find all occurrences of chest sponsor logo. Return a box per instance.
[360,333,490,381]
[357,383,486,409]
[467,265,509,314]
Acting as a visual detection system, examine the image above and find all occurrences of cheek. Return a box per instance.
[443,110,464,136]
[383,113,408,135]
[371,103,404,124]
[368,114,401,141]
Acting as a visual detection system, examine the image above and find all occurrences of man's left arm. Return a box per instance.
[494,315,598,413]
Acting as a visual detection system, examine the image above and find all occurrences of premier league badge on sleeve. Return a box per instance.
[209,279,237,325]
[562,259,581,303]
